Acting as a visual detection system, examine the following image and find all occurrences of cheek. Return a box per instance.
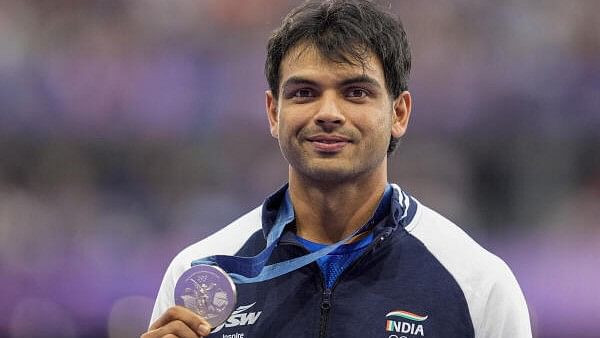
[279,111,307,134]
[276,118,300,147]
[352,108,391,133]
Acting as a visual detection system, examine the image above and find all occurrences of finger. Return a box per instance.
[149,306,211,336]
[140,328,175,338]
[152,320,199,338]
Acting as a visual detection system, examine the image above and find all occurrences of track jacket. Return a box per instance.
[151,184,532,338]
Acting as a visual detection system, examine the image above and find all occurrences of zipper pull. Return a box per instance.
[321,288,332,310]
[375,228,393,248]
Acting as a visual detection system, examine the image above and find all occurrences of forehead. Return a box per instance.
[279,42,385,86]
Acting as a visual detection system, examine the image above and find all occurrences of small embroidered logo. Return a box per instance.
[212,302,262,333]
[385,310,427,336]
[386,310,428,322]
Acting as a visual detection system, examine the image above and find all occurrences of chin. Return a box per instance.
[298,163,364,184]
[286,149,384,184]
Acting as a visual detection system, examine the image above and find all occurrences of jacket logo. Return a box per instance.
[385,310,427,336]
[212,302,262,333]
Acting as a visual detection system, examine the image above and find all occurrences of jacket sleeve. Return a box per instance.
[476,261,532,338]
[149,259,179,327]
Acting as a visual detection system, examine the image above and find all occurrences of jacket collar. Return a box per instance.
[260,183,417,240]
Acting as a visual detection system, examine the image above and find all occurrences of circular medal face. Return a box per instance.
[174,264,237,328]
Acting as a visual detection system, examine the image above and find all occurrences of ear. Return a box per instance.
[391,91,412,138]
[266,90,279,139]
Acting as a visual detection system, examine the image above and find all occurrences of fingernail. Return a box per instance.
[197,324,211,336]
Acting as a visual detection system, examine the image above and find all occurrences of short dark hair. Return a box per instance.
[265,0,411,154]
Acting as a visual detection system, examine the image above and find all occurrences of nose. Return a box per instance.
[314,92,345,130]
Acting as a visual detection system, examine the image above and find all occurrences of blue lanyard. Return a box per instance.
[191,185,407,285]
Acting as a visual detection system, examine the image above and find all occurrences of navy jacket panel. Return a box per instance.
[325,228,474,337]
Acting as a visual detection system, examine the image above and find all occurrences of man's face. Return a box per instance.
[266,43,411,184]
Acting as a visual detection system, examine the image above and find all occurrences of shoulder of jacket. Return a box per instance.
[407,200,507,274]
[406,200,529,335]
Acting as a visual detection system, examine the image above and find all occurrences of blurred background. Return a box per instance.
[0,0,598,337]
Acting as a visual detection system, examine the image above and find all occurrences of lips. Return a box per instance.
[306,135,351,153]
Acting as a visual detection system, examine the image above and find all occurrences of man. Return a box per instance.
[144,0,532,337]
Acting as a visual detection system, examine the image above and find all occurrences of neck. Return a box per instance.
[288,166,388,244]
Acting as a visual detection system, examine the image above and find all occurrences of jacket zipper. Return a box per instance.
[316,227,394,338]
[279,226,395,338]
[319,288,332,338]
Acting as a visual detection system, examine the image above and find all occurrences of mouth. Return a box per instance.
[306,135,351,153]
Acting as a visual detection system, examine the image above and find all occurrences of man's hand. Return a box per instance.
[141,306,212,338]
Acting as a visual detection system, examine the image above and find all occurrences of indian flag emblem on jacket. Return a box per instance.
[386,310,428,336]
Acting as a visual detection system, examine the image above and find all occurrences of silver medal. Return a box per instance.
[174,264,237,328]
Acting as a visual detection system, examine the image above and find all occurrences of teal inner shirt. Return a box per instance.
[295,233,375,289]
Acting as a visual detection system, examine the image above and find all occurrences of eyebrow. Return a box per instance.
[281,74,383,92]
[339,75,382,89]
[281,76,319,91]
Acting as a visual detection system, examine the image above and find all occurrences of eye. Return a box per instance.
[294,88,315,98]
[346,88,369,98]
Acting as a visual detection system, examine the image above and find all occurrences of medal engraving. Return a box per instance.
[174,264,237,328]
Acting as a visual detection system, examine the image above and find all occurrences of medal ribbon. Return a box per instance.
[191,184,413,284]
